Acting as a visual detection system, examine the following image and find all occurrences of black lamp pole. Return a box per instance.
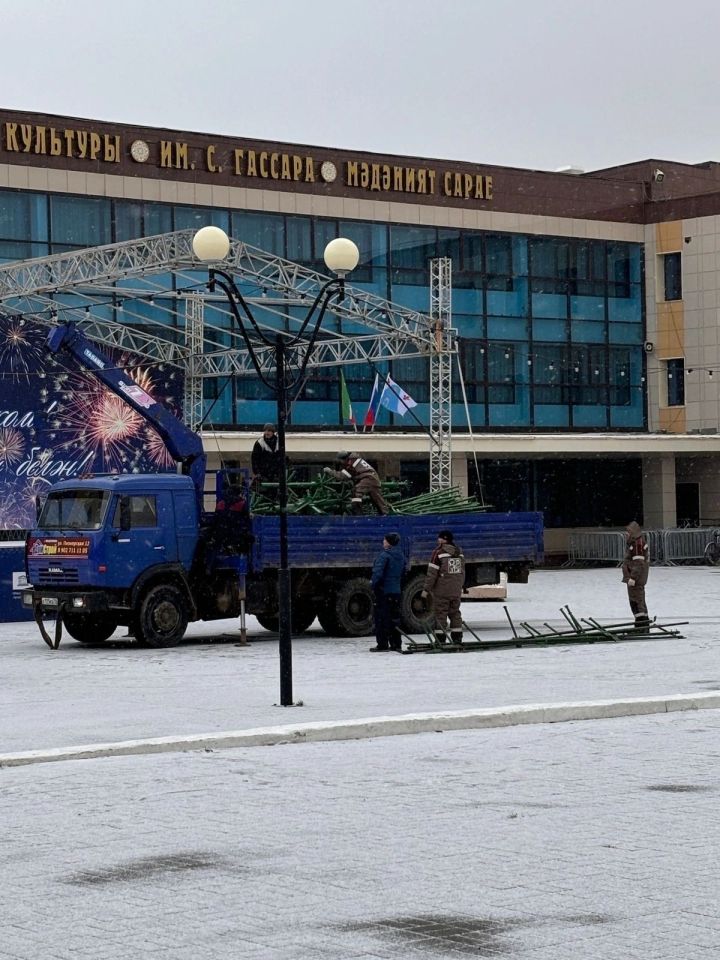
[274,333,292,704]
[203,266,346,706]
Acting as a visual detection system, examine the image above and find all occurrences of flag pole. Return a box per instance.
[379,377,425,429]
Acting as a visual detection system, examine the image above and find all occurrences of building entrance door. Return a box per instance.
[676,482,700,526]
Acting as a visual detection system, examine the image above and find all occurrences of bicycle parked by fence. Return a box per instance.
[703,529,720,565]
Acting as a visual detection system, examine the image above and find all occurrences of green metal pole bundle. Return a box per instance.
[392,487,487,515]
[250,476,485,516]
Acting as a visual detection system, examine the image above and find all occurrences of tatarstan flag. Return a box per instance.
[340,371,355,426]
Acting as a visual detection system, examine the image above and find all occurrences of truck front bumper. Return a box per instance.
[21,589,109,614]
[22,589,113,650]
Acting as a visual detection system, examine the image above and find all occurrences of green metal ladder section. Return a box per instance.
[401,605,687,654]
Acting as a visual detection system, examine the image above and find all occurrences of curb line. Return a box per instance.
[2,692,720,768]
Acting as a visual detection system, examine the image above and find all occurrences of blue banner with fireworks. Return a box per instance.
[0,313,182,531]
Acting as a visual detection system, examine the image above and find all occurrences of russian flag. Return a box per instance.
[363,373,381,429]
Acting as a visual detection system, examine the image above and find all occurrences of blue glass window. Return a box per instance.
[231,211,284,254]
[144,203,172,235]
[114,201,143,242]
[287,216,312,264]
[390,225,436,284]
[462,233,483,273]
[533,345,567,404]
[453,340,486,403]
[437,229,461,270]
[174,206,228,233]
[0,190,48,258]
[298,365,337,402]
[485,234,513,290]
[50,196,110,248]
[529,238,567,293]
[607,243,632,298]
[572,241,606,296]
[392,356,429,404]
[662,253,682,301]
[487,343,515,403]
[666,358,685,405]
[609,348,632,405]
[569,346,608,405]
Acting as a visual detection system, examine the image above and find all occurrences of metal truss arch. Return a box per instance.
[0,230,456,430]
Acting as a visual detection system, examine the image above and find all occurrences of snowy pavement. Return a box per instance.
[2,567,719,754]
[3,566,720,958]
[3,710,720,959]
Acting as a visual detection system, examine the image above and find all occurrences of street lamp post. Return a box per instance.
[192,226,359,706]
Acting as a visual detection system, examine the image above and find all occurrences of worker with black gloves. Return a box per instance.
[323,451,389,515]
[251,424,283,484]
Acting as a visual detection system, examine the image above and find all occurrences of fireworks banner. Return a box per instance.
[0,313,183,531]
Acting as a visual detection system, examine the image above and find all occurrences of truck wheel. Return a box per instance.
[324,577,374,637]
[400,573,433,634]
[255,605,316,633]
[62,612,117,644]
[136,584,189,648]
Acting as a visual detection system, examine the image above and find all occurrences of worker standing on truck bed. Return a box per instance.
[251,424,283,485]
[323,452,389,515]
[422,529,465,645]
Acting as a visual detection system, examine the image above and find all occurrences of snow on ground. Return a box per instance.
[2,566,719,754]
[4,567,720,959]
[4,711,720,960]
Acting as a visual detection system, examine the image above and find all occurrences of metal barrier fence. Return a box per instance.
[567,532,626,565]
[662,527,717,564]
[567,527,719,566]
[647,529,665,565]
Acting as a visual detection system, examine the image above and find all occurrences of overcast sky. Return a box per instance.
[2,0,718,173]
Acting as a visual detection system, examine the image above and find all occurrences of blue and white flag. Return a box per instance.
[379,376,417,416]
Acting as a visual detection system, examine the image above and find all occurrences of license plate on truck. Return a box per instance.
[42,597,59,608]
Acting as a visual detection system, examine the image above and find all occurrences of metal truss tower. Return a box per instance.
[429,257,453,491]
[182,294,205,432]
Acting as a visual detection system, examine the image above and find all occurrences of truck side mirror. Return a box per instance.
[35,496,42,522]
[119,496,132,531]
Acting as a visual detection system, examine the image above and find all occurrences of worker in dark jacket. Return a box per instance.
[323,451,389,515]
[422,529,465,645]
[370,532,404,651]
[251,424,282,484]
[622,520,650,628]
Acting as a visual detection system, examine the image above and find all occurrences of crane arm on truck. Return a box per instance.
[47,322,207,511]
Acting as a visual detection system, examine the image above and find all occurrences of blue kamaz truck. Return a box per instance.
[23,323,544,648]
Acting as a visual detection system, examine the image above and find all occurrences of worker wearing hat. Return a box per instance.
[421,529,465,645]
[324,452,389,515]
[369,532,404,651]
[251,423,283,486]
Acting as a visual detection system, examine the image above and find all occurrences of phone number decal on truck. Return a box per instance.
[27,537,91,557]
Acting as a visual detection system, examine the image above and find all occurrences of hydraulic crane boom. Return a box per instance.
[47,322,207,511]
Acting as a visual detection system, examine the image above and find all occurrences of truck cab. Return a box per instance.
[23,473,203,647]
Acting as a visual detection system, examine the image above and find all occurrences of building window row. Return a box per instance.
[0,188,646,432]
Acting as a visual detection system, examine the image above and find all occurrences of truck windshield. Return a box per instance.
[38,490,110,531]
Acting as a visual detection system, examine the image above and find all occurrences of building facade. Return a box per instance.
[2,109,720,553]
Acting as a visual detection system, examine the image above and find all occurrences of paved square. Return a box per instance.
[2,710,719,958]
